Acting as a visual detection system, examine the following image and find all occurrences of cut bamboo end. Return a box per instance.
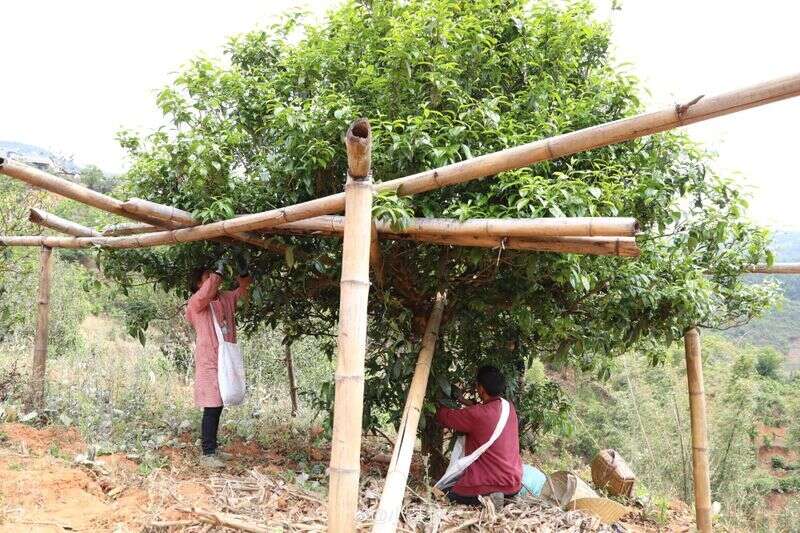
[346,118,372,179]
[29,208,101,238]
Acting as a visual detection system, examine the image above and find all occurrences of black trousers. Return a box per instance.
[445,488,519,506]
[201,406,223,455]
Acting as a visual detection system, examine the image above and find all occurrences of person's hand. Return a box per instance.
[213,257,226,276]
[234,248,250,277]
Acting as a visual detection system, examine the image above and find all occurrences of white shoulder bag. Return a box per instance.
[435,398,510,490]
[211,306,246,406]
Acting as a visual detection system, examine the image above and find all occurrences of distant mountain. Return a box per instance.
[725,230,800,357]
[0,140,80,175]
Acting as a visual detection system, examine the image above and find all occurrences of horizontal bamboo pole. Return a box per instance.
[0,232,638,256]
[102,222,161,236]
[373,292,447,533]
[3,72,795,249]
[29,208,100,237]
[746,263,800,274]
[277,215,638,238]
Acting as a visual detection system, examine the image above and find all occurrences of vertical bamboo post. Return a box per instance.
[28,246,53,412]
[328,118,374,533]
[373,292,447,533]
[684,327,712,533]
[285,341,299,417]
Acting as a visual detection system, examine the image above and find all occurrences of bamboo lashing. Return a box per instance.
[684,328,712,533]
[27,246,53,411]
[328,118,374,533]
[29,208,100,237]
[373,292,447,533]
[746,263,800,274]
[2,72,797,248]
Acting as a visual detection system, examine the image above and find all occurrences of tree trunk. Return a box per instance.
[284,341,299,417]
[421,414,447,481]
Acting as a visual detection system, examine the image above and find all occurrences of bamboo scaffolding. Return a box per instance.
[684,327,712,533]
[29,208,100,237]
[2,72,796,248]
[27,246,53,412]
[746,263,800,274]
[328,119,374,533]
[373,292,447,533]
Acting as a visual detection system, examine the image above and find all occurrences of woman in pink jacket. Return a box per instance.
[186,254,251,468]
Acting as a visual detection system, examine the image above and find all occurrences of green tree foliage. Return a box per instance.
[101,0,777,462]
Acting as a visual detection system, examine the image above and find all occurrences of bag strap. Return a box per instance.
[460,398,509,463]
[210,303,225,343]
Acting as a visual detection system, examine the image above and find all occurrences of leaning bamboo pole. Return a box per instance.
[684,327,712,533]
[27,246,53,412]
[0,158,167,226]
[328,119,374,533]
[373,292,447,533]
[746,263,800,274]
[29,208,100,237]
[3,72,797,248]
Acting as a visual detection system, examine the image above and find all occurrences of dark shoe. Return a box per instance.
[489,492,504,510]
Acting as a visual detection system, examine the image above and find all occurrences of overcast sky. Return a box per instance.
[1,1,797,229]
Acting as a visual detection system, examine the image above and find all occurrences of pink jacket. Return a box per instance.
[186,273,252,407]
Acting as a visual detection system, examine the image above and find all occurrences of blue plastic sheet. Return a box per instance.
[518,464,546,496]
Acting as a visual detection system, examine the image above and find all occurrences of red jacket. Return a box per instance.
[435,398,523,496]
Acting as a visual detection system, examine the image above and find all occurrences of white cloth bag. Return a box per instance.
[211,307,246,406]
[435,398,510,490]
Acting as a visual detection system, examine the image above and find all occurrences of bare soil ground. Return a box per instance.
[0,422,692,532]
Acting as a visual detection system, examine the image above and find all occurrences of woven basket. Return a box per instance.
[591,449,635,497]
[570,497,631,524]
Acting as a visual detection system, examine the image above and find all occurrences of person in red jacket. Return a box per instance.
[435,365,523,508]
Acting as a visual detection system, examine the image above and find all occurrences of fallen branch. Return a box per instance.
[177,507,271,533]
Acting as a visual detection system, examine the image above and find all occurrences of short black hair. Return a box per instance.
[189,268,208,293]
[476,365,506,396]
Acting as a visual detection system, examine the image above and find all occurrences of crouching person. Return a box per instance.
[435,365,522,508]
[186,252,251,469]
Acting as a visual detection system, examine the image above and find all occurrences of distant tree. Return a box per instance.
[755,347,784,380]
[103,0,778,474]
[80,165,116,194]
